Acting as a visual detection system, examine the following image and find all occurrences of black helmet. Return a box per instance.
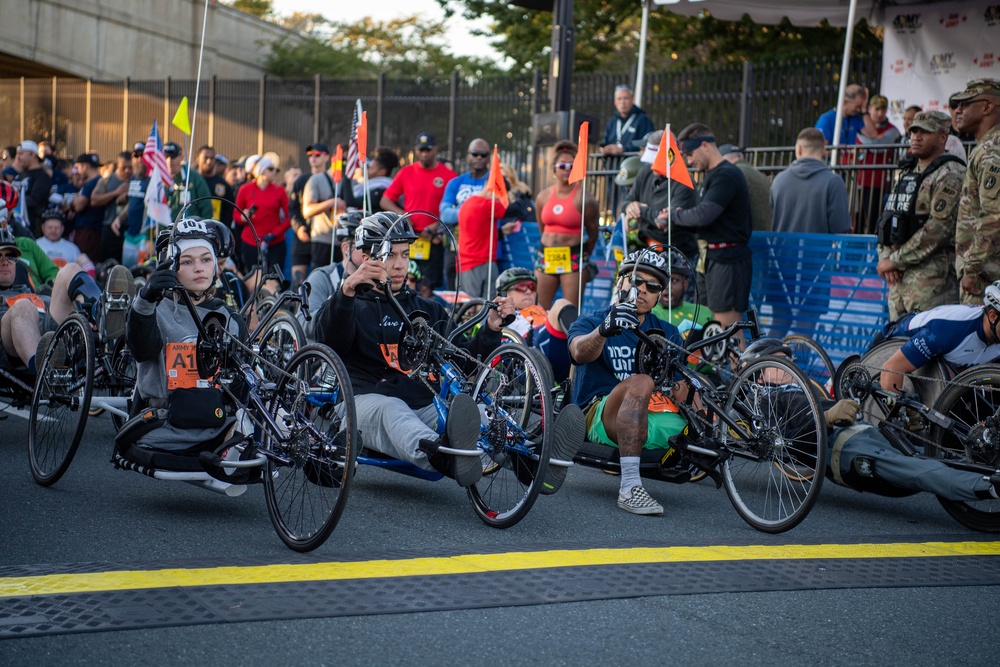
[665,249,690,275]
[737,337,793,371]
[336,210,367,240]
[354,211,418,250]
[496,266,536,294]
[618,250,669,287]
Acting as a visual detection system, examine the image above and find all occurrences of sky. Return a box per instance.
[269,0,498,60]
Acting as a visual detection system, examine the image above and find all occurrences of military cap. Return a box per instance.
[909,110,951,134]
[950,78,1000,104]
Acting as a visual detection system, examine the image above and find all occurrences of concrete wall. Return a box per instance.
[0,0,304,80]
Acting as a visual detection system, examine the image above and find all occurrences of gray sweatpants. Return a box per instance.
[457,262,498,300]
[829,424,992,501]
[355,394,440,471]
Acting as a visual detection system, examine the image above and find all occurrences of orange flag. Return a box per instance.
[358,111,368,164]
[651,128,694,189]
[568,121,589,184]
[331,145,343,183]
[481,145,509,208]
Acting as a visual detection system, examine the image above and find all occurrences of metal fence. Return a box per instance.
[0,52,880,178]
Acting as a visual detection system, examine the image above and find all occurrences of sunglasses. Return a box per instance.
[954,98,988,110]
[629,276,664,293]
[0,252,19,263]
[469,151,490,158]
[554,162,574,171]
[307,150,328,157]
[509,283,536,293]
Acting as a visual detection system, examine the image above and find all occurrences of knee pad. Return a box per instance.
[68,270,102,303]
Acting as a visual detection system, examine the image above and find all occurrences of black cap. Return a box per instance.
[306,142,329,154]
[163,142,182,157]
[415,132,437,148]
[717,144,742,156]
[133,141,145,155]
[75,153,100,167]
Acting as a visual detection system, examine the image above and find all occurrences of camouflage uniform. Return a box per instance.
[955,80,1000,305]
[879,159,965,318]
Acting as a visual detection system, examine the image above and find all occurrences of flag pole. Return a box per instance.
[666,124,673,309]
[183,0,211,198]
[331,180,340,265]
[577,174,587,308]
[487,145,499,299]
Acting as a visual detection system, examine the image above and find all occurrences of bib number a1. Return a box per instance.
[166,342,209,390]
[543,246,572,275]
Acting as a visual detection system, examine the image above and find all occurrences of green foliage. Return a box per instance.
[440,0,881,73]
[229,0,274,20]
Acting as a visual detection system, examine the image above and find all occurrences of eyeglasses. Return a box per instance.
[509,283,536,293]
[554,162,574,171]
[0,252,19,264]
[630,276,664,293]
[954,98,988,110]
[469,151,490,158]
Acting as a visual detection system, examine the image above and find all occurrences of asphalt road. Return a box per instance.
[1,411,998,666]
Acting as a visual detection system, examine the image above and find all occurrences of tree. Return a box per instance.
[228,0,274,20]
[439,1,881,73]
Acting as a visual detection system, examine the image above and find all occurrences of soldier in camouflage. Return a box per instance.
[876,111,965,319]
[954,78,1000,305]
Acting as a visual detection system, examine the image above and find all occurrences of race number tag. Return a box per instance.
[166,342,208,390]
[5,293,46,313]
[648,391,679,413]
[379,343,412,374]
[543,246,572,275]
[410,237,431,261]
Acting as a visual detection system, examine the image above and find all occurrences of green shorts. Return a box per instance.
[585,395,687,450]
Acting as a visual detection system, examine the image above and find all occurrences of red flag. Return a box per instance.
[568,121,589,184]
[344,100,360,182]
[358,111,368,164]
[481,146,509,208]
[651,128,694,189]
[331,145,343,184]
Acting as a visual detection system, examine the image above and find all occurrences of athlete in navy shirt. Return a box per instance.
[879,284,1000,392]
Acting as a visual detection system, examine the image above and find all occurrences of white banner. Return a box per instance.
[881,1,1000,127]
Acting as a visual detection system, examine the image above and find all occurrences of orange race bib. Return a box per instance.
[166,342,209,390]
[520,304,548,328]
[379,343,412,374]
[5,293,46,314]
[648,391,679,414]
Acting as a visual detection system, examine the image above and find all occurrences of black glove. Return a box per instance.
[598,302,639,338]
[139,262,180,303]
[262,233,276,245]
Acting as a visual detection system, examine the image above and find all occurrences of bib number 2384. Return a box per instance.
[543,246,572,275]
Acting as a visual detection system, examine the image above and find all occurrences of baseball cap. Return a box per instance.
[869,95,888,109]
[133,141,145,156]
[415,132,437,149]
[163,142,182,158]
[909,110,952,134]
[75,153,100,167]
[717,144,742,156]
[306,142,329,155]
[215,154,228,166]
[640,130,662,165]
[17,140,40,156]
[245,154,261,176]
[950,78,1000,104]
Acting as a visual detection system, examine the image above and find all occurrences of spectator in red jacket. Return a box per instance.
[233,156,289,271]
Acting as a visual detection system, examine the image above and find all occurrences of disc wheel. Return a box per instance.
[254,311,306,384]
[782,334,834,397]
[468,344,554,528]
[29,316,95,486]
[720,356,826,533]
[263,343,357,552]
[928,364,1000,533]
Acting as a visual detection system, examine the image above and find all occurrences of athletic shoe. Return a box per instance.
[540,403,585,495]
[617,485,664,515]
[104,264,136,343]
[444,393,483,487]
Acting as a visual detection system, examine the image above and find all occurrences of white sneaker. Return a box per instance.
[617,485,664,515]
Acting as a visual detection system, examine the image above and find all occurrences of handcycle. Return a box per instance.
[834,356,1000,532]
[357,270,563,529]
[574,307,828,533]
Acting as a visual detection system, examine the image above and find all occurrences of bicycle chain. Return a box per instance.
[407,318,493,395]
[850,359,1000,393]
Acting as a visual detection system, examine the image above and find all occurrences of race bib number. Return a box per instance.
[5,293,46,313]
[379,343,412,374]
[648,391,679,414]
[543,246,572,275]
[410,237,431,261]
[166,342,208,390]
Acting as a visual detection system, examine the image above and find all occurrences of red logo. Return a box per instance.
[939,13,967,28]
[891,59,905,74]
[973,53,996,68]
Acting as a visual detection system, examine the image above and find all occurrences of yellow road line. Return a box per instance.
[2,541,998,599]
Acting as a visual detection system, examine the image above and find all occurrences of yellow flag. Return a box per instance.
[172,97,191,135]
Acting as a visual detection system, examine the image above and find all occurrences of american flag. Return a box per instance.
[343,99,362,184]
[143,120,171,189]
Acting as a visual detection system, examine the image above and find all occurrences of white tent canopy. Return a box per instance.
[652,0,877,27]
